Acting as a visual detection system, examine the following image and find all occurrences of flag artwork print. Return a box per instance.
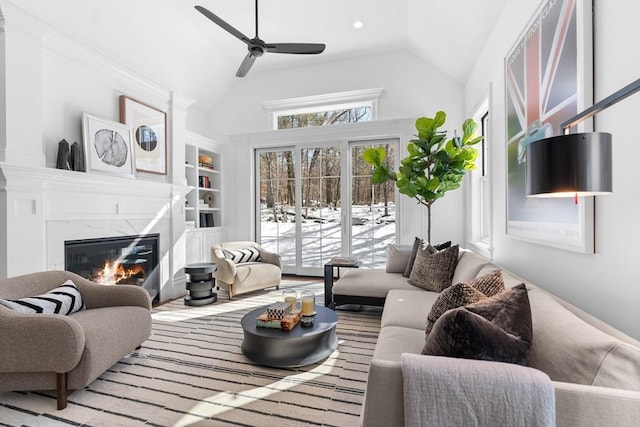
[505,0,594,253]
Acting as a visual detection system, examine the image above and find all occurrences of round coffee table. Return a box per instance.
[240,304,338,368]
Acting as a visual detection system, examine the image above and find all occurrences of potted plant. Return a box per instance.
[363,111,482,243]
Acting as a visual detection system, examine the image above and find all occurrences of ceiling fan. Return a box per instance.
[195,1,326,77]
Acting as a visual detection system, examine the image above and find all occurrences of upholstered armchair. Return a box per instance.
[0,271,152,409]
[211,241,282,299]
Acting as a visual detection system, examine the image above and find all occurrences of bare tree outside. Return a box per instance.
[259,106,395,270]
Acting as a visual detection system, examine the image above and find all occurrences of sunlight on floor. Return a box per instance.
[173,353,340,426]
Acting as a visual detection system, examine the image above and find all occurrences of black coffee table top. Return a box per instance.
[240,304,339,368]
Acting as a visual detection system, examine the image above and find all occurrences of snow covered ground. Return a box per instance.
[260,203,395,270]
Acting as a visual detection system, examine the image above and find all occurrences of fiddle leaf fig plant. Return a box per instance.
[363,111,482,243]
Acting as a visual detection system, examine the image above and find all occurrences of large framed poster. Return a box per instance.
[505,0,594,253]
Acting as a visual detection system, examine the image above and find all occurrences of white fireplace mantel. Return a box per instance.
[0,162,190,301]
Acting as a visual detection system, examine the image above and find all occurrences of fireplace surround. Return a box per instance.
[65,234,160,304]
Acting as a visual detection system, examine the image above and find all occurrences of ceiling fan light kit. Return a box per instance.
[195,0,326,77]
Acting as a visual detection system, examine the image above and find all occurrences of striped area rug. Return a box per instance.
[0,279,382,426]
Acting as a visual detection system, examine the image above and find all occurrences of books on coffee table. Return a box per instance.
[256,310,301,331]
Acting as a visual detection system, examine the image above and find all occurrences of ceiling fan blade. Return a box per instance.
[265,43,326,54]
[236,53,258,77]
[195,5,251,45]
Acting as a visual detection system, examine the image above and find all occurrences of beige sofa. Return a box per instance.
[0,271,152,409]
[211,241,282,299]
[331,248,640,427]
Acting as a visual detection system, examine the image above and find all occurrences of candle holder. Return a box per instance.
[282,290,298,312]
[300,313,316,328]
[300,290,315,316]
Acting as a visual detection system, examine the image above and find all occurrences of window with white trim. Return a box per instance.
[468,97,492,255]
[264,88,382,130]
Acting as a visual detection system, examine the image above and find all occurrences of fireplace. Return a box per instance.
[65,234,160,304]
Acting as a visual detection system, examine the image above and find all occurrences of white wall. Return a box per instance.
[208,49,470,246]
[465,0,640,339]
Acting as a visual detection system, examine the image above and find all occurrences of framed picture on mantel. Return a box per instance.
[119,95,167,175]
[82,113,136,178]
[504,0,594,253]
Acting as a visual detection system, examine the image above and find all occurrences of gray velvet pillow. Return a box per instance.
[407,244,459,292]
[423,283,533,366]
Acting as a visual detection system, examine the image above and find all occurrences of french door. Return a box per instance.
[256,139,396,275]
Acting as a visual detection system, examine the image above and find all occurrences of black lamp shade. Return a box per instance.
[525,132,612,197]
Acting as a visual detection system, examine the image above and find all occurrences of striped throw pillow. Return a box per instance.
[223,247,261,264]
[0,279,85,315]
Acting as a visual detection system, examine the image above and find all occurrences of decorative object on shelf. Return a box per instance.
[198,155,214,169]
[203,192,215,207]
[363,111,481,243]
[82,113,136,178]
[504,0,594,253]
[70,141,85,172]
[55,139,71,170]
[185,220,196,230]
[119,95,167,175]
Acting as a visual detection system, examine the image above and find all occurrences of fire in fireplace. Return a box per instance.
[65,234,160,303]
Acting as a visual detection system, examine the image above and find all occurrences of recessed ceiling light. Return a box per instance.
[353,21,364,29]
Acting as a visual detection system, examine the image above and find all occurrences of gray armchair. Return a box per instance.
[0,270,152,409]
[211,241,282,299]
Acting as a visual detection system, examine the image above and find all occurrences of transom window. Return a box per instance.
[264,88,383,130]
[277,104,371,130]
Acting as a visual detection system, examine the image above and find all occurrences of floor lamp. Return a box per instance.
[526,78,640,200]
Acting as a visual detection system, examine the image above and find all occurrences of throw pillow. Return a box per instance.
[423,283,533,366]
[469,269,505,297]
[424,270,506,337]
[408,244,459,292]
[425,283,487,336]
[403,237,423,278]
[223,247,261,264]
[385,244,412,273]
[403,238,452,278]
[0,279,85,315]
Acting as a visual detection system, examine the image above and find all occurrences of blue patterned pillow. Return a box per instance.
[0,279,85,315]
[223,247,261,264]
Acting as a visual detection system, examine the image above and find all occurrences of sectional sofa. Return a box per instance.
[330,246,640,427]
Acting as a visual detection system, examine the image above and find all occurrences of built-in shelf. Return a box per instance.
[185,138,222,229]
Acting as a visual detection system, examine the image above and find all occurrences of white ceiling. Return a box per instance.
[8,0,508,112]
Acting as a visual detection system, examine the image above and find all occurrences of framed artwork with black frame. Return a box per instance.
[504,0,594,253]
[119,95,167,175]
[82,113,136,178]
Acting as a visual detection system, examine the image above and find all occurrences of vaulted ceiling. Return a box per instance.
[8,0,508,111]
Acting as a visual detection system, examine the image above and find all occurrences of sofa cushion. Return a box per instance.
[386,244,412,273]
[381,289,440,330]
[450,250,495,285]
[223,247,261,264]
[527,287,640,391]
[408,245,459,292]
[0,280,84,315]
[423,283,533,366]
[333,269,420,298]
